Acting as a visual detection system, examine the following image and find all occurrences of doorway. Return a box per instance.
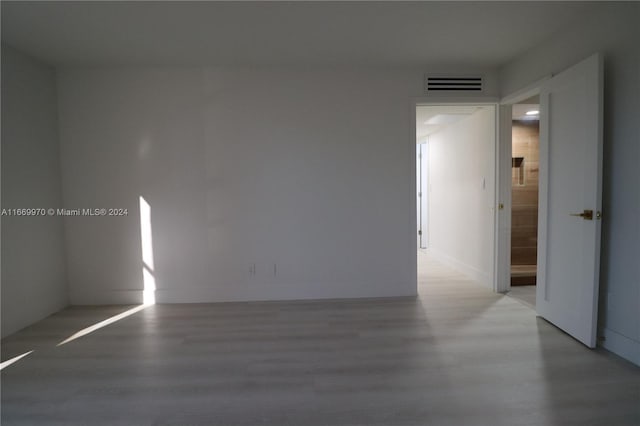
[508,97,540,308]
[413,56,602,349]
[415,104,497,290]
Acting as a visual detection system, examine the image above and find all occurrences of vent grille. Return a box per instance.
[425,75,483,93]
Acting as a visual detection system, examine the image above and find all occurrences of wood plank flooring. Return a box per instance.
[507,285,536,309]
[2,251,639,425]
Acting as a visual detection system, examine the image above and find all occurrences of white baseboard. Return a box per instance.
[70,289,142,305]
[69,282,417,305]
[427,248,492,288]
[601,327,640,367]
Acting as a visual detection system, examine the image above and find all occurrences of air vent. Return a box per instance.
[424,75,483,93]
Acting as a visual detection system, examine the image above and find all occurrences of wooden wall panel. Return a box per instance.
[511,120,539,269]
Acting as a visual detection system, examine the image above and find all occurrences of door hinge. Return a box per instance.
[418,230,422,236]
[418,192,422,197]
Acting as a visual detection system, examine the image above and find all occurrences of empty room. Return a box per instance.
[1,2,639,425]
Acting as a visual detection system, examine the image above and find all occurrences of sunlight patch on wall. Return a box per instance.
[139,196,156,305]
[143,267,156,306]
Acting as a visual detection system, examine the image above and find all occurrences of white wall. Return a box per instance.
[499,3,640,365]
[57,67,499,304]
[1,45,68,337]
[426,107,496,287]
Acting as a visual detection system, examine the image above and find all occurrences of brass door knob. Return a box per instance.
[570,209,593,220]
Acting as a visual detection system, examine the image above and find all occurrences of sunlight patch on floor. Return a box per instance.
[0,350,34,371]
[57,305,147,346]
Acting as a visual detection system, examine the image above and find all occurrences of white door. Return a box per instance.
[536,53,603,348]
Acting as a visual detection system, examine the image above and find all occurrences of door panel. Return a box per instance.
[536,53,603,348]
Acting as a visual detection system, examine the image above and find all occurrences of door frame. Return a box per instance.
[414,63,601,344]
[416,141,429,249]
[410,97,500,292]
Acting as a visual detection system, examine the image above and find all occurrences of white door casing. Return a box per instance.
[417,143,429,249]
[495,104,513,293]
[416,144,422,248]
[536,53,603,348]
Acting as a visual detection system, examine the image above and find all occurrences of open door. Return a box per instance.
[536,53,603,348]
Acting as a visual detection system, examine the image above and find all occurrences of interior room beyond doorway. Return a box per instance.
[509,97,540,308]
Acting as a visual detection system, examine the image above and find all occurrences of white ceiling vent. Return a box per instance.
[424,75,483,94]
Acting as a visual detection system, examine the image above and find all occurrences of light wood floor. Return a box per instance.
[507,284,537,309]
[2,252,639,425]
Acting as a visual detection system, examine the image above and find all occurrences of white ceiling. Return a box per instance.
[0,1,604,67]
[416,103,539,139]
[512,103,540,121]
[416,106,480,139]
